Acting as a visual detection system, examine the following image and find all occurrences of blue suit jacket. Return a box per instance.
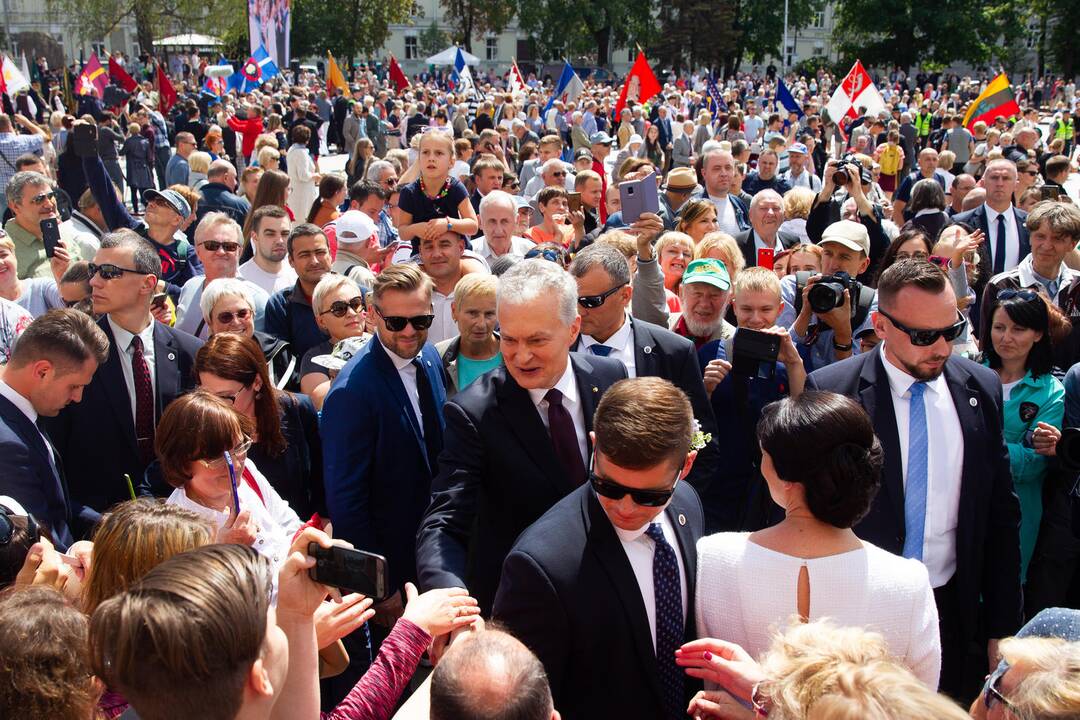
[322,337,446,592]
[0,394,73,549]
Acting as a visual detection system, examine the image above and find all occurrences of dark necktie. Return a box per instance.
[544,388,585,485]
[994,213,1007,274]
[412,358,443,474]
[646,523,685,720]
[589,343,614,357]
[131,336,155,465]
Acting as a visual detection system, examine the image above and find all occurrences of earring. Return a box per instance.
[254,391,261,399]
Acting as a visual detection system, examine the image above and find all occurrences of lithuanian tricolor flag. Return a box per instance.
[962,73,1021,130]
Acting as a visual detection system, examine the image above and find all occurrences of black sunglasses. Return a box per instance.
[321,296,366,318]
[983,664,1016,713]
[525,247,566,265]
[200,240,241,253]
[877,308,966,346]
[374,305,434,331]
[88,262,143,280]
[997,289,1039,302]
[216,307,252,324]
[578,283,627,309]
[0,508,39,546]
[589,455,681,507]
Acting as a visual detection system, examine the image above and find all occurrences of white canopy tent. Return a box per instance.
[155,34,224,48]
[425,46,479,66]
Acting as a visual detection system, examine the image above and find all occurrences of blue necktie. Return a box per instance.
[646,523,685,719]
[903,382,929,560]
[589,343,614,357]
[994,213,1007,274]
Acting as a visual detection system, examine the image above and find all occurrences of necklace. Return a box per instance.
[420,175,452,200]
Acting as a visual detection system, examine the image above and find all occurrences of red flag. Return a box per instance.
[77,53,108,97]
[156,63,177,113]
[614,51,661,122]
[108,55,138,93]
[388,54,409,93]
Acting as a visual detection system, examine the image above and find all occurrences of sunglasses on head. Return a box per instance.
[88,262,143,280]
[374,305,434,332]
[216,307,252,325]
[578,283,626,309]
[200,240,241,253]
[588,456,682,507]
[0,508,39,546]
[878,308,966,346]
[982,664,1016,713]
[525,247,566,265]
[321,296,366,318]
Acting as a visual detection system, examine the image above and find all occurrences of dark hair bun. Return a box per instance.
[803,439,883,528]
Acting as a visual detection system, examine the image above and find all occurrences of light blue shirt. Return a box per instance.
[778,274,876,372]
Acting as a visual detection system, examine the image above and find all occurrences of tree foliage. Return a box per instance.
[517,0,654,66]
[417,21,449,59]
[291,0,417,64]
[439,0,515,53]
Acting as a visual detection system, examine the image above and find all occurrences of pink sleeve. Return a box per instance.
[320,619,432,720]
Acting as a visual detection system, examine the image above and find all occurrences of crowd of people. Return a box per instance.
[0,53,1080,719]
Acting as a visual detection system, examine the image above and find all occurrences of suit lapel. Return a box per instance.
[371,339,428,463]
[98,320,138,453]
[494,370,566,486]
[943,359,981,569]
[631,318,656,378]
[152,324,180,418]
[663,492,698,636]
[862,347,905,530]
[583,490,666,707]
[0,395,51,470]
[571,354,604,437]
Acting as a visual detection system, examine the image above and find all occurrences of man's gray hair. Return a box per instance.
[100,229,161,278]
[541,158,564,177]
[200,277,255,322]
[479,190,515,219]
[569,243,630,286]
[5,170,52,207]
[498,258,578,326]
[365,160,395,183]
[749,189,784,212]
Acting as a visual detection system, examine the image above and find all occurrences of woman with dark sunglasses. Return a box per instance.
[300,274,371,410]
[693,390,942,688]
[982,291,1066,588]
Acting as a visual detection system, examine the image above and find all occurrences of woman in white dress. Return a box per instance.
[286,124,318,222]
[690,390,942,688]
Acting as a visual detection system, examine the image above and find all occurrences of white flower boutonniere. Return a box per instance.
[690,419,711,451]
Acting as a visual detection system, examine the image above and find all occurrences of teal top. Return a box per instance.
[457,352,504,390]
[987,365,1065,583]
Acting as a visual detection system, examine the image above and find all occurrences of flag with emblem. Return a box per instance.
[543,61,584,113]
[705,73,727,118]
[507,59,526,96]
[825,60,885,125]
[229,45,279,93]
[76,53,107,97]
[156,62,177,113]
[614,50,661,122]
[962,72,1020,130]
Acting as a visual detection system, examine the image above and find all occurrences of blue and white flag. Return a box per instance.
[229,45,279,93]
[452,47,482,101]
[544,61,584,113]
[705,74,727,120]
[777,78,805,119]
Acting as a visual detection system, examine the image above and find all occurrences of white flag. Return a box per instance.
[825,61,885,125]
[1,55,29,98]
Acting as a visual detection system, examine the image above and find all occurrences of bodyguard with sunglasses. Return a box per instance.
[493,377,703,720]
[808,260,1022,699]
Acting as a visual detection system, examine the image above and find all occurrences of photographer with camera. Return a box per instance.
[776,220,877,371]
[805,157,890,282]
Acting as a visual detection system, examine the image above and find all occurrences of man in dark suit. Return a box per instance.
[806,260,1022,698]
[45,230,203,538]
[323,264,446,620]
[416,259,627,614]
[0,309,109,549]
[493,377,704,720]
[569,244,718,494]
[734,189,800,269]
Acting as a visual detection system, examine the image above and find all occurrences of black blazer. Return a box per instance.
[806,347,1023,641]
[573,318,719,495]
[416,353,627,612]
[44,317,203,538]
[952,204,1030,335]
[0,394,73,548]
[734,228,801,270]
[493,482,704,720]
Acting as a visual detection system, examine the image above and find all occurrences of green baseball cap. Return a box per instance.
[681,258,731,291]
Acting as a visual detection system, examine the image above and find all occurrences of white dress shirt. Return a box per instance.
[429,289,457,346]
[579,313,637,378]
[709,195,743,237]
[379,335,426,436]
[527,360,587,468]
[752,230,784,257]
[983,203,1020,272]
[880,345,964,588]
[107,316,157,425]
[609,507,688,651]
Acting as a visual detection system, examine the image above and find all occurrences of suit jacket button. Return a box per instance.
[969,397,978,407]
[678,513,686,526]
[643,346,652,354]
[167,352,176,361]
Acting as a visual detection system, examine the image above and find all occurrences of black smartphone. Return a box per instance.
[40,218,61,259]
[72,123,98,158]
[151,293,168,310]
[308,543,390,601]
[732,327,781,379]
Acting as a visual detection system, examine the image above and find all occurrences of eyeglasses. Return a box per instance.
[578,283,627,309]
[320,296,366,318]
[374,305,434,331]
[198,436,254,469]
[877,308,966,346]
[216,307,252,325]
[29,190,57,205]
[1024,171,1039,177]
[983,664,1016,713]
[199,240,241,253]
[88,262,143,280]
[896,250,929,261]
[589,455,682,507]
[525,247,567,265]
[552,171,567,177]
[208,384,252,405]
[997,289,1039,302]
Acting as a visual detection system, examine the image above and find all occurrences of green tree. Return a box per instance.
[44,0,245,57]
[292,0,417,65]
[439,0,515,53]
[418,21,449,58]
[517,0,654,66]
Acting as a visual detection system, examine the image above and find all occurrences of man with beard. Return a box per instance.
[806,260,1022,700]
[668,259,735,348]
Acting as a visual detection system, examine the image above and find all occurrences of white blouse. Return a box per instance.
[167,459,302,570]
[695,532,942,689]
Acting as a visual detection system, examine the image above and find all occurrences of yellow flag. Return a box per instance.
[326,51,349,94]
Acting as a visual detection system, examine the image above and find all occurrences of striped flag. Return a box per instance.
[962,73,1020,130]
[705,74,727,118]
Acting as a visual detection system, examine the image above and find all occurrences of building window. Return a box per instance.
[92,42,107,56]
[812,10,825,28]
[486,37,498,61]
[813,43,825,56]
[404,36,418,60]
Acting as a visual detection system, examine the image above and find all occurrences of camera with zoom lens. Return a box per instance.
[832,154,872,186]
[795,271,862,315]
